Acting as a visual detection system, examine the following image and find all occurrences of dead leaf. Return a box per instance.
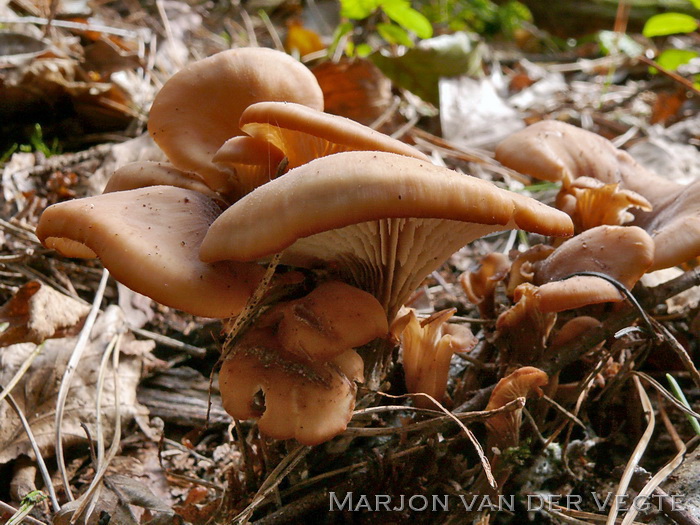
[0,281,90,347]
[0,306,152,464]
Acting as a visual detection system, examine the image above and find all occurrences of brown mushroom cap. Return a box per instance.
[200,151,573,314]
[36,186,265,318]
[103,161,221,201]
[532,225,655,290]
[219,332,364,445]
[277,281,389,361]
[148,48,324,192]
[460,252,511,318]
[495,120,679,200]
[239,101,430,169]
[485,366,548,449]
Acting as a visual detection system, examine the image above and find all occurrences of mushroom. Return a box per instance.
[391,308,477,408]
[103,161,221,201]
[36,186,266,318]
[200,151,574,319]
[219,281,388,444]
[485,366,549,450]
[496,120,700,270]
[460,252,511,318]
[555,176,651,233]
[211,136,285,198]
[496,225,654,365]
[237,101,430,170]
[148,48,324,193]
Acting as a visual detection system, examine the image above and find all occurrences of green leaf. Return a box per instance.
[655,48,699,71]
[643,12,699,37]
[380,0,433,39]
[377,22,414,46]
[688,0,700,9]
[356,43,374,57]
[370,31,483,105]
[340,0,379,20]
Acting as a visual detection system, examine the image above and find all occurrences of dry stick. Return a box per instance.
[638,55,700,97]
[5,394,60,512]
[55,268,110,501]
[606,376,655,525]
[621,394,687,525]
[649,318,700,391]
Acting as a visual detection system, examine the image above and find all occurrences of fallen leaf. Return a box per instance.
[0,306,152,464]
[0,281,90,347]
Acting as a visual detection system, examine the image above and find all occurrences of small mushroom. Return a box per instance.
[238,101,430,170]
[36,186,266,318]
[148,48,324,193]
[200,151,574,318]
[485,366,548,450]
[555,176,651,233]
[219,281,387,444]
[460,252,511,318]
[391,308,477,408]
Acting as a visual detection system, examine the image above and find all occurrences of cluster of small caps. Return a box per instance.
[35,47,574,444]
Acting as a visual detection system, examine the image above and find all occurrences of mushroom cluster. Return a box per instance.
[36,47,575,444]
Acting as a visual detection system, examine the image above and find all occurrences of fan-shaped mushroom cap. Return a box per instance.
[148,48,324,192]
[36,186,265,318]
[239,102,429,170]
[495,120,678,199]
[485,366,548,449]
[103,161,220,201]
[277,281,388,361]
[200,151,573,315]
[211,136,285,198]
[392,308,476,408]
[532,225,655,290]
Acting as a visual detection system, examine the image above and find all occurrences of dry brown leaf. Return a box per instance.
[0,306,152,464]
[0,281,90,347]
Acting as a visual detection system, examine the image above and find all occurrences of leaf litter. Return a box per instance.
[0,0,700,524]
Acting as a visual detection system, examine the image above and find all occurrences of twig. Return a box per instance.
[132,327,207,358]
[55,268,109,501]
[627,467,700,525]
[5,395,60,512]
[638,55,700,97]
[0,500,47,525]
[606,376,654,525]
[650,319,700,391]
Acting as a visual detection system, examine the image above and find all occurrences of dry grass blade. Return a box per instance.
[634,371,700,420]
[620,394,686,525]
[376,391,496,489]
[649,319,700,390]
[606,376,655,525]
[69,334,123,524]
[55,268,110,501]
[95,334,122,471]
[5,394,60,512]
[232,444,311,524]
[0,500,46,525]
